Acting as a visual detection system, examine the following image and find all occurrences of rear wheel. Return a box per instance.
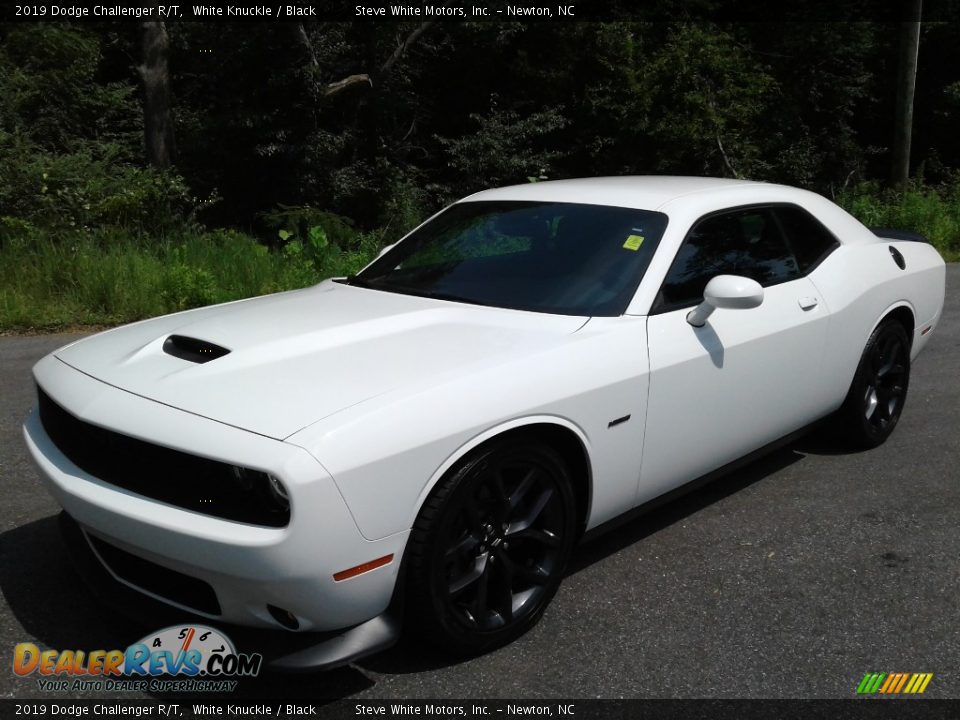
[406,441,576,654]
[838,319,911,449]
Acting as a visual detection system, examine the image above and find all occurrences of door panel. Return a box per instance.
[638,276,830,505]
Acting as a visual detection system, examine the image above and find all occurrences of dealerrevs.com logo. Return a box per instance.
[13,625,262,693]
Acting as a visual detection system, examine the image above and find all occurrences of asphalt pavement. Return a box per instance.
[1,266,958,701]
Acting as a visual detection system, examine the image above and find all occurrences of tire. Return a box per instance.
[838,319,911,449]
[406,441,576,655]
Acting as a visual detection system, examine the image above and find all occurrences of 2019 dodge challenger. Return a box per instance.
[23,177,946,669]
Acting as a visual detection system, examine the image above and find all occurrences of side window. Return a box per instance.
[773,205,839,273]
[658,208,801,310]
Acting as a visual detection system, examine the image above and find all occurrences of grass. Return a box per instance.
[0,227,381,332]
[837,181,960,262]
[0,181,957,332]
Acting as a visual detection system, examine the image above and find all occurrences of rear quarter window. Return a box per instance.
[773,205,840,273]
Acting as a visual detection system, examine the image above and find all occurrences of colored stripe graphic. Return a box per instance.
[857,673,886,694]
[857,672,933,694]
[908,673,933,694]
[894,673,909,693]
[879,673,898,693]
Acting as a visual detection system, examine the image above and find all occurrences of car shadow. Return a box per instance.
[0,514,145,651]
[791,421,877,456]
[361,443,809,675]
[0,437,833,686]
[566,445,805,575]
[0,515,374,701]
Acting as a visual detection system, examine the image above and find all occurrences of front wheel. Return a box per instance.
[837,319,911,449]
[406,442,576,655]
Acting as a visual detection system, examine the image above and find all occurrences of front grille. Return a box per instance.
[88,534,221,615]
[37,385,290,527]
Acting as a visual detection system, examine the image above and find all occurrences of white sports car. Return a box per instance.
[24,177,945,668]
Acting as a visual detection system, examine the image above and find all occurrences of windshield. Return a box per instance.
[346,201,668,316]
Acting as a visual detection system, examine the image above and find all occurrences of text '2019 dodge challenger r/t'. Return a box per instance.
[24,177,945,669]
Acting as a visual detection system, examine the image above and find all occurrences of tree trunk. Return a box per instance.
[891,0,922,191]
[140,20,175,169]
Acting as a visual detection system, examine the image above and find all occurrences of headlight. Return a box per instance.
[267,473,289,510]
[231,466,290,517]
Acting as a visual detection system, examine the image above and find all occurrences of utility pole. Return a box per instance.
[891,0,922,192]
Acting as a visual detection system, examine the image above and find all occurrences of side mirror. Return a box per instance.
[686,275,764,327]
[376,242,397,259]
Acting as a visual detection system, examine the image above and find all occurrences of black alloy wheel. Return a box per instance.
[406,441,576,654]
[840,319,911,448]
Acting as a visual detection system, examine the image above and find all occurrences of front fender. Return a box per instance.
[408,415,594,530]
[284,317,650,540]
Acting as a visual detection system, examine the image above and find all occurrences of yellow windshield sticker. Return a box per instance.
[623,234,645,251]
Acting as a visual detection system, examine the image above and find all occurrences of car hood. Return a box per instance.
[53,281,587,440]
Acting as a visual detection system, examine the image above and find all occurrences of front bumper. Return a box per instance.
[24,355,409,642]
[56,511,402,671]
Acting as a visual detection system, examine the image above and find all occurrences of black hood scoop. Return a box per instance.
[162,335,230,364]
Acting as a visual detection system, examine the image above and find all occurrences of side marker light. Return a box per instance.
[333,554,394,582]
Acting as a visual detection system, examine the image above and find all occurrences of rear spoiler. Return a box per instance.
[870,227,929,243]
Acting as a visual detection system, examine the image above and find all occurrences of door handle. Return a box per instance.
[798,296,819,310]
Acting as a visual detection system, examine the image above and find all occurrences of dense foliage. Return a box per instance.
[0,20,958,329]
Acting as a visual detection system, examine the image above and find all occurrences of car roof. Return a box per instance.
[457,175,876,250]
[462,176,765,211]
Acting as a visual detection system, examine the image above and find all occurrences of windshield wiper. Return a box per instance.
[337,275,376,288]
[339,277,492,307]
[338,272,499,308]
[407,289,494,307]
